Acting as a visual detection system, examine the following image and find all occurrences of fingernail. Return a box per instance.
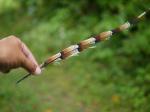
[34,66,41,75]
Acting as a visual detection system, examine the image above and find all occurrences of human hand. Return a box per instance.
[0,35,41,75]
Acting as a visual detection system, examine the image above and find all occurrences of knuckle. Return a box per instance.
[8,35,22,46]
[9,35,17,39]
[9,35,21,42]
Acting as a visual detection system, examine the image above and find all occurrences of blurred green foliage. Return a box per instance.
[0,0,150,112]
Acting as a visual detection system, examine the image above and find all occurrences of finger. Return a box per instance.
[20,42,41,75]
[21,43,38,66]
[21,55,41,74]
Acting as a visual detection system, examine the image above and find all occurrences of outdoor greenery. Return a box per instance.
[0,0,149,112]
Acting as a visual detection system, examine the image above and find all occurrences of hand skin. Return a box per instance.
[0,35,41,75]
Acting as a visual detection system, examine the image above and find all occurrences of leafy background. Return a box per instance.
[0,0,149,112]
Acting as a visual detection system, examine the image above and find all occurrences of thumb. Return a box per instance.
[21,56,41,75]
[20,42,41,75]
